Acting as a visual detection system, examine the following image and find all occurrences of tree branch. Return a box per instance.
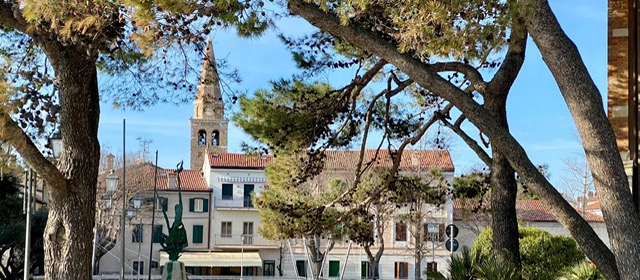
[430,62,487,94]
[486,22,527,97]
[0,112,66,189]
[288,1,618,277]
[0,1,29,34]
[440,115,492,166]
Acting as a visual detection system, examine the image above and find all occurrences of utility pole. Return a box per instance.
[23,169,33,280]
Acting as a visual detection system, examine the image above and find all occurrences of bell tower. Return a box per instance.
[190,39,229,170]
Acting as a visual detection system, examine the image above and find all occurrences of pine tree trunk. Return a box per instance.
[485,96,521,269]
[39,43,101,280]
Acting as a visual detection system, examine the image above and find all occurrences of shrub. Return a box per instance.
[471,226,585,279]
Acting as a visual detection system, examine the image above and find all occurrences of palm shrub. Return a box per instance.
[447,246,477,280]
[560,261,603,280]
[473,254,520,280]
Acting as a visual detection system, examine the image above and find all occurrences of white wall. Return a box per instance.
[209,168,267,208]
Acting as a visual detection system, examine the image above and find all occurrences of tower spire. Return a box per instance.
[196,39,223,102]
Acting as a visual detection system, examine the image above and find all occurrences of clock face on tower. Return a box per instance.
[204,107,213,116]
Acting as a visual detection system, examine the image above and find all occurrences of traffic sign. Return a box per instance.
[445,224,459,238]
[445,239,459,252]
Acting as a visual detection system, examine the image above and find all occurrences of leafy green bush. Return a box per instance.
[472,226,585,279]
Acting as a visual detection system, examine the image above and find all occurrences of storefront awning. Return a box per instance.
[160,252,262,267]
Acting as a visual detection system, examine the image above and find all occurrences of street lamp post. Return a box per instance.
[241,234,245,280]
[121,120,127,280]
[24,132,63,280]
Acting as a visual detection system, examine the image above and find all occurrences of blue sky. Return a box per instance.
[97,0,606,190]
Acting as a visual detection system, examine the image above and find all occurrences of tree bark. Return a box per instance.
[363,245,383,279]
[520,0,640,278]
[483,26,528,271]
[287,1,620,278]
[39,43,101,280]
[485,97,520,268]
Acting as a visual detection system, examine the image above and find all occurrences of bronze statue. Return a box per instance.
[160,161,188,261]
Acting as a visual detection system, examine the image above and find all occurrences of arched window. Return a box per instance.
[198,130,206,146]
[212,130,220,146]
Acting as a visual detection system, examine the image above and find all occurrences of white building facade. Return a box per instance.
[97,39,457,279]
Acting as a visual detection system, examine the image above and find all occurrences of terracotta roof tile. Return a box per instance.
[208,152,274,169]
[157,169,209,192]
[208,149,454,172]
[97,163,209,193]
[584,201,601,211]
[454,199,604,223]
[323,149,454,172]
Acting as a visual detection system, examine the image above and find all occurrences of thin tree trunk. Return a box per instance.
[39,43,101,280]
[364,246,382,280]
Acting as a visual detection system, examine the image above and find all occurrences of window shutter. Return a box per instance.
[403,262,408,278]
[329,261,340,277]
[152,225,163,243]
[439,223,445,242]
[193,225,203,243]
[161,197,168,211]
[203,199,209,212]
[189,198,195,212]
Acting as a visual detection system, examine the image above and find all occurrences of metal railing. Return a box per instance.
[244,197,253,208]
[213,234,279,247]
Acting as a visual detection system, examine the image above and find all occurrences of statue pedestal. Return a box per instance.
[162,261,188,280]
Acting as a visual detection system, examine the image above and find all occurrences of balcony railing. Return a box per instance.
[213,234,279,247]
[244,197,253,208]
[214,197,255,209]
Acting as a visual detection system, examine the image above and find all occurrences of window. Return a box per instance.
[189,198,208,212]
[395,221,407,242]
[243,267,254,276]
[132,224,143,243]
[424,223,444,242]
[157,197,168,211]
[361,261,370,279]
[263,260,275,276]
[212,130,219,146]
[394,262,408,279]
[221,222,232,238]
[222,184,233,200]
[133,261,144,275]
[243,184,254,207]
[152,225,163,243]
[193,225,204,244]
[296,260,306,277]
[329,260,340,277]
[150,261,159,269]
[243,222,254,245]
[198,130,206,146]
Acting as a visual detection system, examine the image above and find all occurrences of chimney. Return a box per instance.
[411,151,420,168]
[107,154,115,171]
[168,172,177,190]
